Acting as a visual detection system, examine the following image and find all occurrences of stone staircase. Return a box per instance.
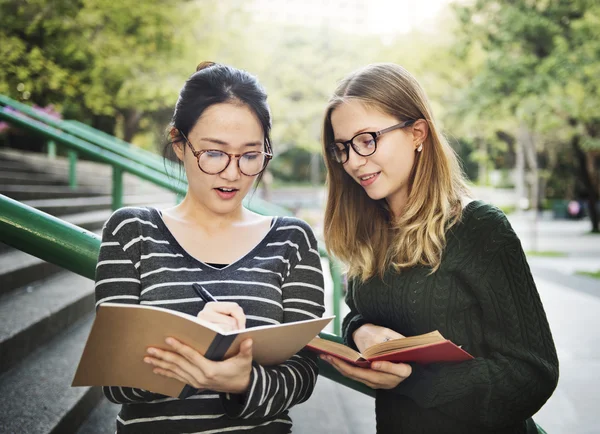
[0,149,176,434]
[0,148,375,434]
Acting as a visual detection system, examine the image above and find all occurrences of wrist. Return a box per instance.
[352,324,369,344]
[229,369,252,395]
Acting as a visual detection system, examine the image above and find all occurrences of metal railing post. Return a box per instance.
[112,166,123,211]
[68,150,77,189]
[47,140,56,159]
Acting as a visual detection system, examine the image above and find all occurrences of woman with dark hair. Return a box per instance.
[95,62,325,433]
[319,63,558,434]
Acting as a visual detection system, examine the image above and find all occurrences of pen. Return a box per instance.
[192,283,218,303]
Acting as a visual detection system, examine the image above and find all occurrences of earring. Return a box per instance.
[417,143,423,152]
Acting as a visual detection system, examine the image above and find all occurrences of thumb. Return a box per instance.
[238,339,253,359]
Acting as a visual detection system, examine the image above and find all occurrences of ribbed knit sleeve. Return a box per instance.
[392,222,559,429]
[342,279,368,351]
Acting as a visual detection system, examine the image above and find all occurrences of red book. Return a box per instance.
[306,330,473,367]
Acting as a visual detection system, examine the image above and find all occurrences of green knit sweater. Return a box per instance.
[342,201,559,434]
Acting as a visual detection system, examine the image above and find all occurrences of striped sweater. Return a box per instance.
[95,207,325,434]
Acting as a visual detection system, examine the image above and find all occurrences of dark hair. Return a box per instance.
[164,61,272,183]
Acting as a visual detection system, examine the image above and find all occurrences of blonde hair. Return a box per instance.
[322,63,470,281]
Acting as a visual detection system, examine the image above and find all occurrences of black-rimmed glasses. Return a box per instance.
[327,119,416,164]
[179,131,272,176]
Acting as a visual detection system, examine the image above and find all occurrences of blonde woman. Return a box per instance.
[319,63,558,434]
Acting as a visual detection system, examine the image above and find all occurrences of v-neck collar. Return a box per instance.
[149,207,279,271]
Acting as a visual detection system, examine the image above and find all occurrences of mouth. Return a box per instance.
[214,187,239,199]
[357,172,380,187]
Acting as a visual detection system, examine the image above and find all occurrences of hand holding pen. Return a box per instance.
[192,283,246,332]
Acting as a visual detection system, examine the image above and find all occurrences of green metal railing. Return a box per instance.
[0,194,371,397]
[0,95,167,174]
[0,97,343,334]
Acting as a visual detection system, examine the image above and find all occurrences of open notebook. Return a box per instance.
[72,303,333,398]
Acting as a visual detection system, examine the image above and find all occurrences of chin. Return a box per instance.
[364,187,388,202]
[209,199,243,215]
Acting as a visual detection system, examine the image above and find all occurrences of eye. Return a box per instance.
[357,134,375,148]
[205,150,225,158]
[242,152,260,161]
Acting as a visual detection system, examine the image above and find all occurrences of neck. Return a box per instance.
[172,194,246,232]
[386,188,409,220]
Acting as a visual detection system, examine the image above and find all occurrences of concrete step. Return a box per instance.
[76,395,118,434]
[0,250,61,297]
[0,159,36,173]
[0,171,66,186]
[0,271,95,375]
[22,195,176,216]
[0,242,12,255]
[62,209,112,232]
[0,148,178,195]
[0,315,102,434]
[0,185,104,201]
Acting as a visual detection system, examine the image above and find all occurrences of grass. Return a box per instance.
[499,205,517,215]
[525,250,567,257]
[576,270,600,279]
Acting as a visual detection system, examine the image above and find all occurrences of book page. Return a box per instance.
[362,330,445,358]
[306,337,363,362]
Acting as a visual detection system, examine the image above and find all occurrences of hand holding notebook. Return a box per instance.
[72,303,333,398]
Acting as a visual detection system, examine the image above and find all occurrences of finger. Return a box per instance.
[151,366,194,386]
[144,354,197,386]
[328,356,397,386]
[198,311,240,331]
[147,346,201,381]
[323,357,378,388]
[232,339,253,360]
[164,338,208,370]
[207,302,246,330]
[371,361,412,378]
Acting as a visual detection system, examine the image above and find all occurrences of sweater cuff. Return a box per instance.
[219,363,258,418]
[343,314,367,351]
[390,363,434,406]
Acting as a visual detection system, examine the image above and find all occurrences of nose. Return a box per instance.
[219,156,242,181]
[345,146,368,171]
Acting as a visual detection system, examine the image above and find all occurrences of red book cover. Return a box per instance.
[367,340,473,364]
[307,337,473,367]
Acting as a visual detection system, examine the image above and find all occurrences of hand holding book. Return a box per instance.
[352,323,406,354]
[307,329,473,367]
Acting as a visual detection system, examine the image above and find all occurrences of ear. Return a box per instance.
[170,127,185,162]
[411,119,429,150]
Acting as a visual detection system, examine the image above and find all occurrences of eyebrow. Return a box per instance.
[199,137,262,147]
[334,127,373,143]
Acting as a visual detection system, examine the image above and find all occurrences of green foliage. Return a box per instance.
[269,147,326,184]
[0,0,224,138]
[576,270,600,279]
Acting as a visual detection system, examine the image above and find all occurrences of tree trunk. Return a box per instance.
[514,133,526,211]
[92,115,117,136]
[518,124,540,251]
[572,135,599,233]
[477,138,488,185]
[123,109,144,143]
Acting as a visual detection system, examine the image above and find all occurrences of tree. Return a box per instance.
[451,0,600,231]
[0,0,223,144]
